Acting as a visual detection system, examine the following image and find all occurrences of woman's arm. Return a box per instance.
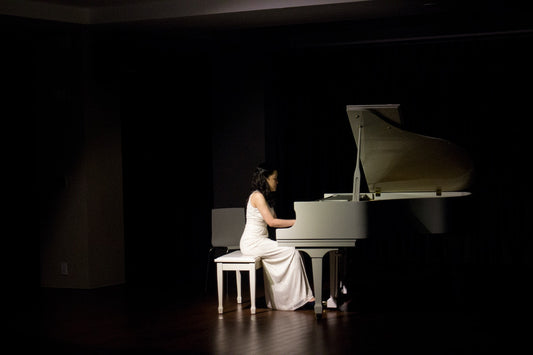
[251,192,295,228]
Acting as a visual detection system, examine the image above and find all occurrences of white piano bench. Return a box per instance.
[214,250,262,314]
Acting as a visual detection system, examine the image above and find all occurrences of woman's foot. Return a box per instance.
[297,298,316,310]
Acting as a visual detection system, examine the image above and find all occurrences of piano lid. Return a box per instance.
[347,105,473,194]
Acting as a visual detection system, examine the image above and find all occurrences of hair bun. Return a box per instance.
[257,162,275,174]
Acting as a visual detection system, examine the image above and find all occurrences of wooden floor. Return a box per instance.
[32,281,526,354]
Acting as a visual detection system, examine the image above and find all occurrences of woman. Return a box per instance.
[240,163,314,310]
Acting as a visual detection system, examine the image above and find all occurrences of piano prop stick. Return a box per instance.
[276,105,474,319]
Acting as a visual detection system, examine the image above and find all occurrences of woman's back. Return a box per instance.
[242,191,269,241]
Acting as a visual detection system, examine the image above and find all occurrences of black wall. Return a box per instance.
[12,8,532,310]
[119,52,213,287]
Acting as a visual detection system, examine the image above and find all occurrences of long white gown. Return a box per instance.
[240,191,314,310]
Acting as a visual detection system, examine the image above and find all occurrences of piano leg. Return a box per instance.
[311,257,323,318]
[299,248,338,319]
[327,251,340,309]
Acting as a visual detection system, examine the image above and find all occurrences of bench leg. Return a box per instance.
[249,265,256,314]
[217,263,223,314]
[236,270,242,304]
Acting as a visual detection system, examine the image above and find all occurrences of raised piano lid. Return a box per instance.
[346,105,474,194]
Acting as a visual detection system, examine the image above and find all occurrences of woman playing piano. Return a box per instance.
[240,163,315,310]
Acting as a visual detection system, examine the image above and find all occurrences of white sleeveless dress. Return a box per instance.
[240,191,314,310]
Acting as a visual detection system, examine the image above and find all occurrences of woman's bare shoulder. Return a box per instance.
[250,191,266,207]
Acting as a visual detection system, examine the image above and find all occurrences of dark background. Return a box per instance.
[4,4,532,320]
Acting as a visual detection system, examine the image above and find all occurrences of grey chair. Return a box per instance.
[204,208,245,292]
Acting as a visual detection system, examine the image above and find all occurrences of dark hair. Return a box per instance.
[250,162,277,207]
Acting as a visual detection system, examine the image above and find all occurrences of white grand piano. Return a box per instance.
[276,104,474,318]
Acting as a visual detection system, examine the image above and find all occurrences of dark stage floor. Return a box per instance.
[26,277,529,355]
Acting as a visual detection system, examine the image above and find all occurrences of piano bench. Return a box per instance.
[214,250,262,314]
